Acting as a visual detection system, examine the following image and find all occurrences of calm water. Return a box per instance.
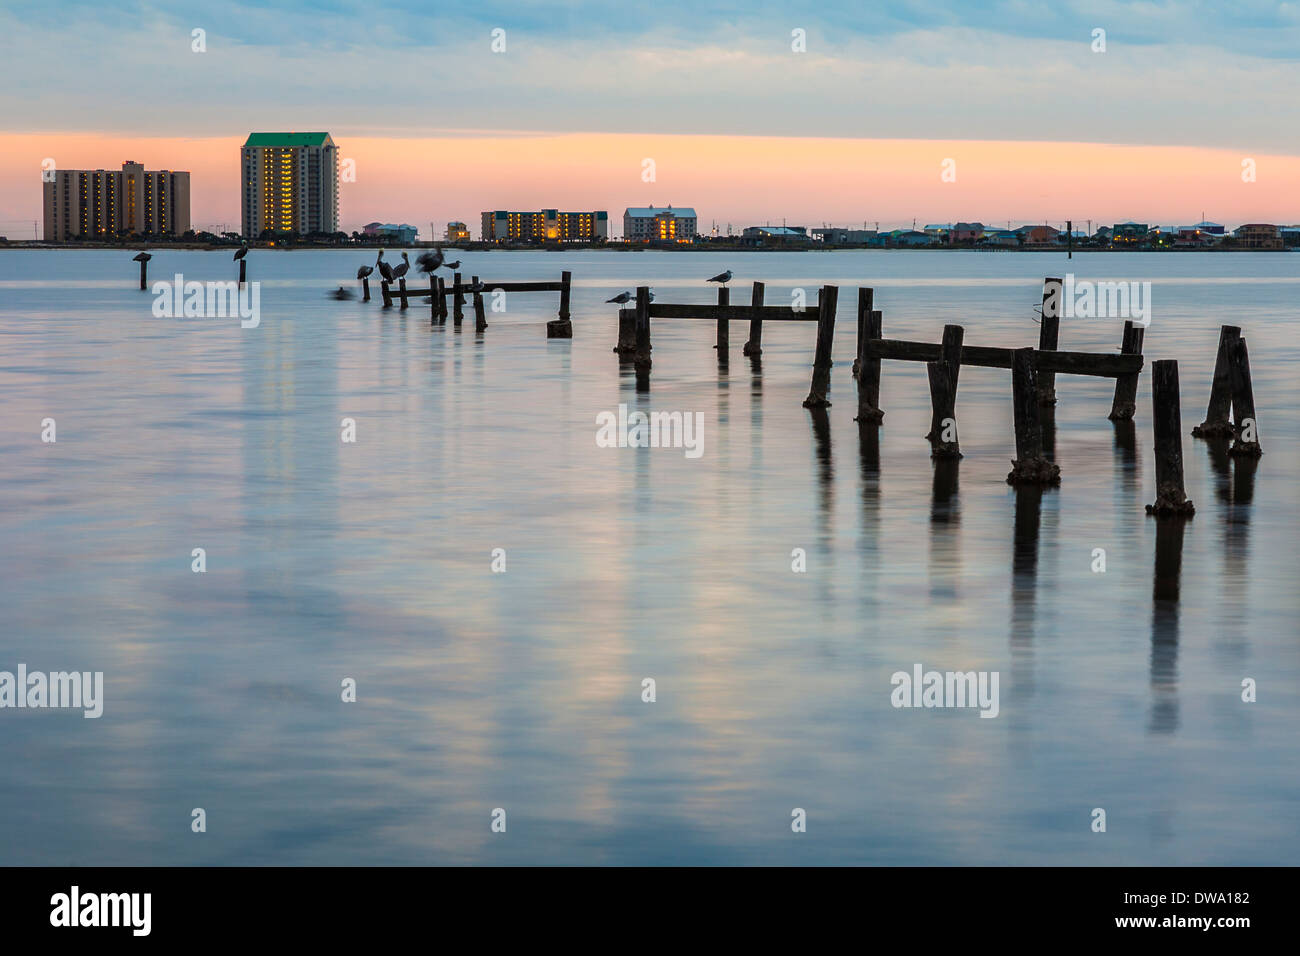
[1,249,1297,865]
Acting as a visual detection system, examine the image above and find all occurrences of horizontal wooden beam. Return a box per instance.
[865,338,1142,377]
[406,280,563,297]
[648,303,820,322]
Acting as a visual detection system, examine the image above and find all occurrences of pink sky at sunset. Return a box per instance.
[2,131,1296,238]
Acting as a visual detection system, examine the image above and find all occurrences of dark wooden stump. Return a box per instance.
[453,272,464,326]
[139,259,148,291]
[714,286,729,358]
[614,307,636,355]
[398,277,409,310]
[238,258,247,288]
[742,281,765,355]
[558,270,572,323]
[855,308,884,423]
[1108,320,1145,420]
[381,280,392,308]
[546,318,573,337]
[361,277,370,302]
[852,287,874,378]
[1145,359,1195,515]
[802,285,837,409]
[472,276,486,332]
[633,286,652,374]
[926,324,963,459]
[430,278,440,323]
[1007,347,1060,485]
[1227,336,1263,457]
[1192,325,1240,438]
[1037,277,1062,405]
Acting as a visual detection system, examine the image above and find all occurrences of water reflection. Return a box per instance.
[1149,517,1188,735]
[928,458,960,603]
[1111,418,1139,497]
[1010,485,1043,703]
[808,407,833,552]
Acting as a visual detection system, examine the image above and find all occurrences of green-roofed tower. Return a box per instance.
[240,132,338,237]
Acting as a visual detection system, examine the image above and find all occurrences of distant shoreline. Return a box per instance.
[0,242,1292,253]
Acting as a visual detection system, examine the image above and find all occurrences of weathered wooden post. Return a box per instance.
[1191,325,1241,437]
[615,307,636,355]
[380,279,393,308]
[1037,277,1062,405]
[238,258,247,288]
[1108,320,1145,420]
[547,270,574,337]
[855,308,884,423]
[453,272,465,326]
[472,277,486,332]
[1146,359,1195,514]
[1006,348,1061,485]
[634,287,652,391]
[1227,337,1263,457]
[853,287,874,377]
[715,286,730,357]
[431,277,442,324]
[360,276,370,302]
[138,257,148,290]
[927,324,964,458]
[398,277,409,310]
[742,281,764,356]
[802,285,837,408]
[438,278,448,322]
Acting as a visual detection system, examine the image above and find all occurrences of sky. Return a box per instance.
[2,0,1298,235]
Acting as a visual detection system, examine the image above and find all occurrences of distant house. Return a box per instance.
[1093,226,1114,243]
[363,221,418,244]
[624,205,697,242]
[1280,226,1300,247]
[1232,224,1282,249]
[982,230,1020,248]
[1193,220,1226,235]
[812,227,879,244]
[1112,222,1149,245]
[922,224,952,242]
[893,230,934,247]
[445,221,470,242]
[741,225,811,243]
[1016,224,1060,245]
[951,222,985,242]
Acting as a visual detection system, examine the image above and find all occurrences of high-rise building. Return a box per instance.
[43,161,190,242]
[240,132,339,238]
[623,205,697,242]
[480,209,608,242]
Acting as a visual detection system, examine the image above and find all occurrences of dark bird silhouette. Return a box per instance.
[329,286,355,300]
[233,244,249,261]
[416,250,444,274]
[392,251,411,280]
[356,264,373,280]
[443,259,461,270]
[706,269,732,285]
[132,251,151,262]
[376,249,395,283]
[606,291,632,304]
[468,278,485,293]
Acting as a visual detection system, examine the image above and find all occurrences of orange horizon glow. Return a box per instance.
[2,131,1297,236]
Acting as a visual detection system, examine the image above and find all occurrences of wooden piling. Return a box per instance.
[802,285,837,409]
[472,276,486,332]
[742,281,765,356]
[438,278,448,322]
[927,324,964,458]
[715,286,729,357]
[238,259,247,288]
[1191,325,1241,438]
[855,308,884,423]
[398,277,409,310]
[634,287,652,372]
[1108,320,1145,421]
[1006,348,1061,485]
[615,307,636,355]
[1227,336,1263,457]
[558,270,572,322]
[431,277,442,324]
[1146,359,1195,514]
[853,287,874,377]
[361,277,370,302]
[139,259,148,291]
[380,280,392,308]
[1037,277,1062,405]
[453,272,464,326]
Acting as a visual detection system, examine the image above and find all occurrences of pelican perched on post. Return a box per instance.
[706,269,732,286]
[356,263,373,281]
[416,249,444,274]
[392,251,411,281]
[376,249,395,283]
[606,291,632,304]
[233,243,249,261]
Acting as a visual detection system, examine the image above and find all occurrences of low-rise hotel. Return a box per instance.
[43,161,190,242]
[623,205,697,242]
[481,209,608,242]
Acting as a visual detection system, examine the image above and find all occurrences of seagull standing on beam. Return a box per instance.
[707,269,732,287]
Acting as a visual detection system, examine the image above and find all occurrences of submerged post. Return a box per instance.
[853,287,874,377]
[453,272,464,326]
[742,281,764,356]
[927,324,964,458]
[1227,337,1263,457]
[715,286,729,357]
[361,276,370,302]
[380,280,393,308]
[1146,359,1195,515]
[634,286,652,373]
[1037,277,1062,405]
[855,308,884,423]
[558,270,572,322]
[1108,320,1146,420]
[1007,348,1061,485]
[398,277,409,310]
[472,276,486,332]
[802,285,837,408]
[1191,325,1240,438]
